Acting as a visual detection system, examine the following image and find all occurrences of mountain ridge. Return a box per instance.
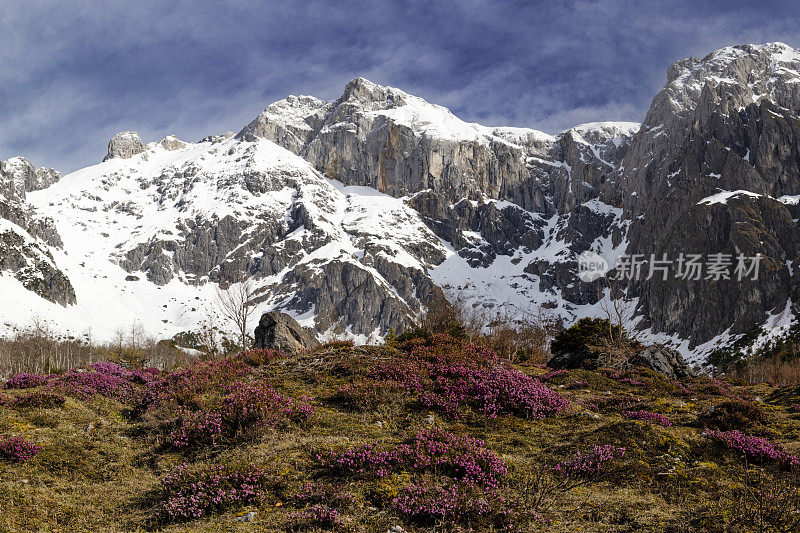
[3,42,800,363]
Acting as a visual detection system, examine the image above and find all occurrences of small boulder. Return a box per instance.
[235,511,257,522]
[253,311,319,353]
[628,344,694,379]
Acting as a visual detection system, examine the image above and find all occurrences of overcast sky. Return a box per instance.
[2,0,799,172]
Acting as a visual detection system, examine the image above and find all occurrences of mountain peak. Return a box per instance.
[336,77,410,111]
[664,42,800,98]
[104,131,145,162]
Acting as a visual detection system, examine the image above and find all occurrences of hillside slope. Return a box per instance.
[0,336,798,531]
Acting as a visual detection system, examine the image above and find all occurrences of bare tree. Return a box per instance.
[597,277,633,349]
[217,277,257,350]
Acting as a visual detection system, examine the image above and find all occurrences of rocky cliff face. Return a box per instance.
[236,45,800,357]
[3,43,800,360]
[617,44,800,348]
[0,158,75,306]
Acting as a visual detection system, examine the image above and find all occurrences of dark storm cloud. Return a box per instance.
[1,0,799,172]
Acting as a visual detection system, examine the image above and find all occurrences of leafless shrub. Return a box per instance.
[0,318,196,378]
[727,355,800,386]
[417,290,486,337]
[417,290,557,364]
[482,305,558,364]
[0,317,98,377]
[597,277,634,350]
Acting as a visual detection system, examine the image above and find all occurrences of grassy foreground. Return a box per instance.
[0,333,799,532]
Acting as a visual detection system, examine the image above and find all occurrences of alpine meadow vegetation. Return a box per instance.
[0,330,798,532]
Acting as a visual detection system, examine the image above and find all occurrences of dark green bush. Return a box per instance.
[551,318,622,355]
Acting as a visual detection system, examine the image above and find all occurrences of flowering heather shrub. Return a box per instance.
[404,430,508,488]
[618,377,646,386]
[156,462,271,523]
[624,410,672,426]
[49,367,129,400]
[367,360,425,391]
[169,409,223,448]
[236,348,285,367]
[285,504,345,531]
[88,362,160,384]
[316,441,404,478]
[145,357,251,408]
[4,372,51,389]
[50,369,128,399]
[390,479,489,524]
[390,478,525,528]
[8,391,66,409]
[317,429,507,488]
[169,382,314,448]
[45,362,159,402]
[362,334,568,420]
[553,445,626,477]
[0,435,40,462]
[705,429,800,468]
[421,364,570,420]
[218,382,314,434]
[399,334,500,367]
[790,404,800,413]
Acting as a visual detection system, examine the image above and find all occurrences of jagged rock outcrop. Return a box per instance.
[630,345,695,379]
[0,157,60,200]
[0,227,75,305]
[0,158,74,305]
[613,43,800,347]
[253,311,319,353]
[104,131,145,161]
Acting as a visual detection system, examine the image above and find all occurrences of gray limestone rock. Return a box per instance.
[253,311,320,353]
[104,131,145,161]
[629,345,695,379]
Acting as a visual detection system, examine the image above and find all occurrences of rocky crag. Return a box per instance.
[0,158,74,306]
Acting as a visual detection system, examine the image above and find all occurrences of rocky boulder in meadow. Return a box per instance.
[253,311,320,353]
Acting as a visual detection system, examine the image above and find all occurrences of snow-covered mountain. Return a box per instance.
[4,42,800,362]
